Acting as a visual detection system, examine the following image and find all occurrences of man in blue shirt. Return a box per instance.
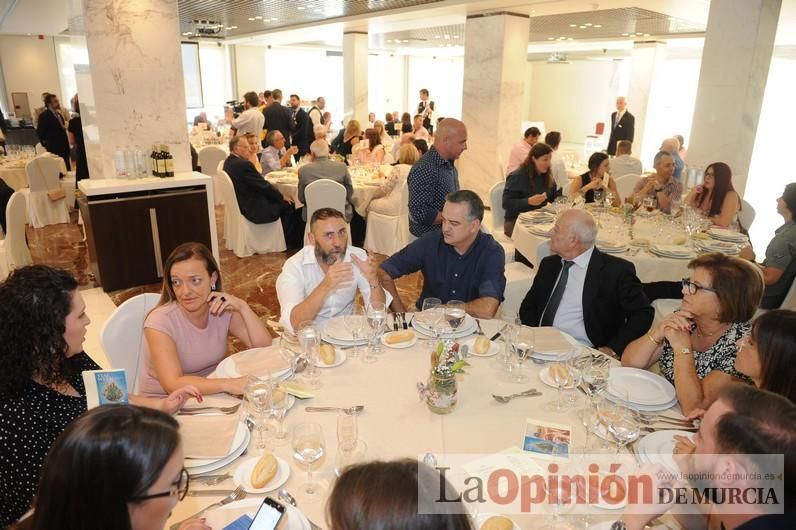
[378,190,506,318]
[407,118,467,237]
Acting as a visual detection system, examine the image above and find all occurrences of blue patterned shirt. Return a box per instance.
[407,147,459,236]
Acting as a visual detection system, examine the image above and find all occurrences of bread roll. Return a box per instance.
[474,335,491,354]
[251,452,278,488]
[385,330,415,344]
[481,515,513,530]
[320,344,337,365]
[271,389,286,404]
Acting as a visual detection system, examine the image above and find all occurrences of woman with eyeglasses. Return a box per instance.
[0,265,200,527]
[684,162,741,229]
[735,309,796,402]
[622,253,763,414]
[16,405,207,530]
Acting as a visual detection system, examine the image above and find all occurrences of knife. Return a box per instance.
[186,489,238,497]
[490,324,509,341]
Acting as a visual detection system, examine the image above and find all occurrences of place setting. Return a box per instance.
[603,367,678,411]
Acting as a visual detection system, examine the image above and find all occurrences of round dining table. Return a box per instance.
[166,318,683,530]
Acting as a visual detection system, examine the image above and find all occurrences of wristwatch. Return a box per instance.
[675,347,693,358]
[654,186,665,192]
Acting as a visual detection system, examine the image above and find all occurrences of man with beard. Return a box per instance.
[276,208,388,334]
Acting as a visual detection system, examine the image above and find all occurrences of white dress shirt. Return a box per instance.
[551,246,595,346]
[232,107,265,137]
[550,150,568,194]
[276,245,391,334]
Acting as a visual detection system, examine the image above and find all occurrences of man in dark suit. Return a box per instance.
[606,96,635,156]
[262,88,293,149]
[35,93,71,171]
[223,135,302,248]
[519,209,652,357]
[288,94,311,157]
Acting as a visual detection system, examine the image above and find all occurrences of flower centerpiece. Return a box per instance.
[417,339,469,414]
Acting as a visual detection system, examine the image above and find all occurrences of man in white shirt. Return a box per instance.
[506,127,541,174]
[545,131,568,195]
[609,140,643,178]
[308,97,326,131]
[260,130,298,175]
[226,91,264,138]
[276,208,388,334]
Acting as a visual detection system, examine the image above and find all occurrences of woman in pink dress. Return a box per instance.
[138,242,272,396]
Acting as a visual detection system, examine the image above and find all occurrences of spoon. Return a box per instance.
[305,405,364,415]
[492,389,542,403]
[278,489,323,530]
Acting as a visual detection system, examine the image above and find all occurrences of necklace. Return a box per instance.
[694,322,728,338]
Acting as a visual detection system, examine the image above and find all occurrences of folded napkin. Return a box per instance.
[233,346,291,377]
[534,327,573,354]
[651,245,691,255]
[596,239,624,249]
[178,414,239,459]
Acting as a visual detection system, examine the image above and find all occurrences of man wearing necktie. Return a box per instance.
[519,209,652,358]
[607,96,635,156]
[35,93,71,171]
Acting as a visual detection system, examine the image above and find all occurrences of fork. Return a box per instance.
[178,403,241,415]
[392,313,400,331]
[191,472,232,486]
[399,311,407,329]
[170,486,246,530]
[475,318,485,336]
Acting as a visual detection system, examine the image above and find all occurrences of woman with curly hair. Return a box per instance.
[0,265,200,527]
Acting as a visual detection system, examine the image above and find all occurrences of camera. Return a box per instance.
[225,99,244,117]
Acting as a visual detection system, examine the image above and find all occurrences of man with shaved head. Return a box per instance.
[407,118,467,237]
[519,209,652,357]
[607,96,635,156]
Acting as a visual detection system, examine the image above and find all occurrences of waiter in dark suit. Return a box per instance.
[262,88,293,149]
[417,88,435,135]
[223,136,302,248]
[519,209,652,358]
[288,94,311,157]
[36,93,71,171]
[606,96,635,156]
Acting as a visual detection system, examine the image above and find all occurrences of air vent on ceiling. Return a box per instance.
[546,52,570,64]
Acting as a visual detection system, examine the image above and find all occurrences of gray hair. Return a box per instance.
[313,124,326,136]
[310,140,329,157]
[266,130,282,145]
[653,150,673,166]
[569,210,598,245]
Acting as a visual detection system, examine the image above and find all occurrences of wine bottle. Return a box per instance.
[150,144,158,176]
[164,145,174,177]
[155,144,166,177]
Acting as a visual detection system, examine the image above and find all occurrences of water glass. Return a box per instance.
[445,300,466,333]
[343,305,367,360]
[420,297,443,338]
[337,412,358,452]
[245,378,272,452]
[292,422,326,496]
[269,387,290,446]
[364,302,387,363]
[297,320,322,389]
[512,326,534,383]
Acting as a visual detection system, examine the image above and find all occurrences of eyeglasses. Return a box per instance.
[130,467,189,502]
[681,278,717,295]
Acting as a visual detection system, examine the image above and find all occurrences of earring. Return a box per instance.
[211,283,216,291]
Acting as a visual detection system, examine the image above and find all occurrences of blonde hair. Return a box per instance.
[343,120,361,143]
[398,144,420,165]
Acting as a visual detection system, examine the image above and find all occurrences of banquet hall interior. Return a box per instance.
[1,0,795,528]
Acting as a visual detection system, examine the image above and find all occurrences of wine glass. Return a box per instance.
[580,356,609,402]
[244,377,272,452]
[420,297,443,339]
[343,305,367,360]
[364,302,387,363]
[292,422,326,497]
[335,412,367,477]
[594,188,604,207]
[643,196,656,213]
[297,320,322,389]
[547,361,572,412]
[269,387,291,447]
[512,326,534,383]
[602,402,641,454]
[499,314,522,372]
[445,300,466,334]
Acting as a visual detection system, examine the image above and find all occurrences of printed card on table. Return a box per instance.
[522,417,572,459]
[82,369,129,409]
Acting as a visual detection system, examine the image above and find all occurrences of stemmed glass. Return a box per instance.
[547,361,572,412]
[580,356,609,403]
[445,300,466,334]
[335,412,367,476]
[364,302,387,363]
[499,314,522,373]
[292,422,326,497]
[599,400,641,454]
[420,297,443,339]
[269,388,290,446]
[343,305,367,360]
[297,320,322,389]
[244,377,272,452]
[512,326,534,383]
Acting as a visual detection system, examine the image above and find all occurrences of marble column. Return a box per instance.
[627,41,667,166]
[70,0,190,179]
[343,32,368,126]
[459,12,530,200]
[688,0,781,194]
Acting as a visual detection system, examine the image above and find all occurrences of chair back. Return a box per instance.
[615,173,641,202]
[100,293,161,390]
[595,122,605,135]
[198,146,227,176]
[217,170,241,216]
[488,181,506,233]
[739,199,756,232]
[4,191,32,270]
[779,278,796,311]
[497,153,505,180]
[25,156,62,192]
[304,179,347,223]
[397,178,409,218]
[34,143,45,155]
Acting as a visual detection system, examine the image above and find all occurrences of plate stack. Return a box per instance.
[412,313,477,338]
[183,419,250,476]
[605,367,677,411]
[694,238,740,255]
[322,316,370,347]
[596,239,628,254]
[637,430,694,474]
[649,244,695,260]
[529,327,575,361]
[215,346,294,380]
[707,228,747,244]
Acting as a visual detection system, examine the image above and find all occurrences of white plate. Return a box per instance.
[215,348,293,380]
[597,245,629,254]
[321,333,369,347]
[604,393,678,412]
[472,513,520,530]
[204,498,310,530]
[708,228,747,242]
[638,430,693,474]
[381,330,418,349]
[412,314,477,339]
[538,365,577,389]
[323,316,368,342]
[314,347,347,368]
[460,335,499,357]
[607,368,676,406]
[233,455,291,493]
[186,424,250,475]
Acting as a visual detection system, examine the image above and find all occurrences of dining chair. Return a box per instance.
[487,180,514,264]
[198,146,227,205]
[739,199,755,232]
[100,293,161,392]
[25,155,69,228]
[303,179,348,241]
[615,173,641,202]
[0,191,33,280]
[498,261,535,318]
[363,179,409,256]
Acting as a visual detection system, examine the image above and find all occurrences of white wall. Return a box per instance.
[0,35,60,116]
[368,53,406,122]
[407,55,463,120]
[234,44,266,98]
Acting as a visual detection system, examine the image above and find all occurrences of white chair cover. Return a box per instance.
[497,153,505,180]
[100,293,161,392]
[363,179,409,256]
[218,170,286,257]
[25,155,68,228]
[0,191,33,280]
[487,181,515,264]
[218,161,236,244]
[739,199,756,232]
[199,146,228,205]
[34,143,46,155]
[303,179,347,240]
[61,172,76,211]
[615,173,641,202]
[497,261,535,319]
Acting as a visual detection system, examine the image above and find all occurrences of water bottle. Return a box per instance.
[135,149,147,178]
[124,150,135,179]
[113,148,126,178]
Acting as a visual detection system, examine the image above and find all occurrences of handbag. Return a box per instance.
[47,188,66,201]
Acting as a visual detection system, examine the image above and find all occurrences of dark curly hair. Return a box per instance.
[0,265,78,396]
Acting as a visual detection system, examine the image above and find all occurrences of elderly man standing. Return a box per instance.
[631,151,683,213]
[660,136,685,180]
[519,209,652,357]
[506,126,541,174]
[407,118,467,237]
[378,190,505,318]
[260,130,298,175]
[607,96,635,156]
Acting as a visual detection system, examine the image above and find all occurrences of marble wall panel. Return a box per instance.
[343,32,369,126]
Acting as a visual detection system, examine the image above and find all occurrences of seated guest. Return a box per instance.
[260,130,297,174]
[384,112,397,136]
[735,309,796,402]
[276,208,386,333]
[608,139,643,178]
[190,143,200,172]
[358,127,385,164]
[622,253,763,414]
[685,162,741,228]
[379,191,506,319]
[330,120,361,162]
[373,120,392,149]
[392,132,414,162]
[757,183,796,308]
[545,131,568,194]
[675,133,687,160]
[400,112,412,133]
[223,135,300,246]
[520,209,652,357]
[631,151,683,213]
[21,405,208,530]
[244,132,262,173]
[569,151,621,206]
[328,460,471,530]
[368,144,420,217]
[0,266,199,526]
[298,140,354,223]
[313,123,327,142]
[413,138,429,156]
[502,142,560,237]
[660,136,684,179]
[412,114,430,142]
[367,112,376,129]
[140,242,272,396]
[506,126,541,174]
[193,111,208,126]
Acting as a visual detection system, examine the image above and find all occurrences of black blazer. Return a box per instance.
[36,109,70,167]
[607,110,635,156]
[263,102,293,147]
[291,107,311,157]
[223,155,286,224]
[519,248,653,356]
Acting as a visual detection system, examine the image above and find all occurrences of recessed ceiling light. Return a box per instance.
[547,37,555,40]
[403,39,409,43]
[569,24,577,27]
[248,17,255,21]
[270,18,278,21]
[643,33,651,36]
[621,32,629,36]
[579,25,587,29]
[584,23,592,26]
[635,32,643,35]
[225,26,232,30]
[230,25,237,29]
[594,24,602,28]
[298,6,304,9]
[255,15,262,19]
